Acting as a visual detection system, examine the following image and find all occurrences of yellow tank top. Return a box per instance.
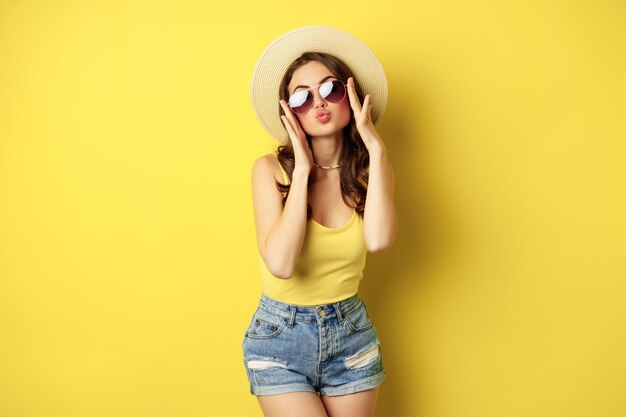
[259,153,368,306]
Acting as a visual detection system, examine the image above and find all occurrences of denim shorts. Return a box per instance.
[241,292,386,396]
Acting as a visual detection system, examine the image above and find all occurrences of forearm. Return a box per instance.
[263,169,310,278]
[363,147,397,252]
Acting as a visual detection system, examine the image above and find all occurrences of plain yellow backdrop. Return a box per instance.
[1,1,625,416]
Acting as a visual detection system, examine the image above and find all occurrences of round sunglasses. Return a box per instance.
[287,79,347,114]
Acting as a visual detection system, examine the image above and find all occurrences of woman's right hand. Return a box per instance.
[279,100,313,174]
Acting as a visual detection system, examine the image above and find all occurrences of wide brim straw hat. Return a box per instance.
[250,25,388,144]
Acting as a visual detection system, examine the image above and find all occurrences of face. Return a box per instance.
[287,61,351,138]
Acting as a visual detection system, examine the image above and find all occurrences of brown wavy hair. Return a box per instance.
[275,51,370,221]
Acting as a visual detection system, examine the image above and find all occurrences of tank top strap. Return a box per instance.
[273,153,290,185]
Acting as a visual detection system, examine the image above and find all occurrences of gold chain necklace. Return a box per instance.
[313,161,342,169]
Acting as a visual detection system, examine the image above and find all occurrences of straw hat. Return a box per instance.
[250,25,388,144]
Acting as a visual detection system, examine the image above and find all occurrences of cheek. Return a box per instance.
[295,113,310,129]
[294,113,315,135]
[339,101,352,124]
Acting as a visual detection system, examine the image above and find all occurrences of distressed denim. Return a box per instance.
[241,292,386,396]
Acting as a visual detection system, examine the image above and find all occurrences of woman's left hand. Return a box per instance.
[346,76,386,154]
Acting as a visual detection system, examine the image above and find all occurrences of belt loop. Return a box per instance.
[288,305,296,327]
[333,302,344,324]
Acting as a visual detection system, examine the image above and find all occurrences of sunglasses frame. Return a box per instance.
[287,79,348,114]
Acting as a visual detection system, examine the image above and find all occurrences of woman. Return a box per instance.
[244,26,396,417]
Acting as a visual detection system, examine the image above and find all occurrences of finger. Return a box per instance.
[280,115,296,140]
[280,100,307,135]
[279,100,300,128]
[357,95,370,124]
[364,94,373,120]
[347,77,360,110]
[281,115,308,152]
[347,77,362,117]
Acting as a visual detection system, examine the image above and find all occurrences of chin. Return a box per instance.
[307,118,350,137]
[307,126,342,138]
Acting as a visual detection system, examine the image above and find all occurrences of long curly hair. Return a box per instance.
[275,51,370,221]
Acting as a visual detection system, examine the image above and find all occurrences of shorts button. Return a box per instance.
[319,310,326,317]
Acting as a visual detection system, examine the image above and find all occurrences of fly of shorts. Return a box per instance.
[241,292,386,396]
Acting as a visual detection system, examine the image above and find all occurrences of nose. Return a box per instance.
[313,90,327,109]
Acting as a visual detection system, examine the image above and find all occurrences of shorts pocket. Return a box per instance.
[244,309,287,340]
[342,300,374,333]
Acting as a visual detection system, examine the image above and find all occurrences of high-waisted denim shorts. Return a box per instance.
[241,292,386,396]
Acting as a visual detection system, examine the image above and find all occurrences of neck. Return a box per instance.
[310,131,343,166]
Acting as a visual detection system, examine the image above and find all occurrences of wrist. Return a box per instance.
[292,167,311,180]
[368,145,387,159]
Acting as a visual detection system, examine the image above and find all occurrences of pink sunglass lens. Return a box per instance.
[324,81,346,103]
[290,92,313,114]
[288,80,346,114]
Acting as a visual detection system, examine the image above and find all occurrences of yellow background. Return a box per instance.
[1,1,625,416]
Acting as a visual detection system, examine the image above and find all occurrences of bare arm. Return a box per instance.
[251,155,310,279]
[343,77,397,252]
[363,146,397,252]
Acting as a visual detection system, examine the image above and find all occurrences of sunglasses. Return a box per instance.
[287,79,347,114]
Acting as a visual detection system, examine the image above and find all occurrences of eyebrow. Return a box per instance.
[291,75,337,94]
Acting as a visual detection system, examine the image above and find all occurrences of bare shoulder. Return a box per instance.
[252,153,285,186]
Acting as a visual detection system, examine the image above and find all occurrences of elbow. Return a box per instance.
[265,258,294,279]
[365,219,397,253]
[367,242,390,253]
[261,242,294,279]
[367,234,396,253]
[272,268,294,280]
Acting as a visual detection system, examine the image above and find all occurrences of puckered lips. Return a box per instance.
[315,109,330,121]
